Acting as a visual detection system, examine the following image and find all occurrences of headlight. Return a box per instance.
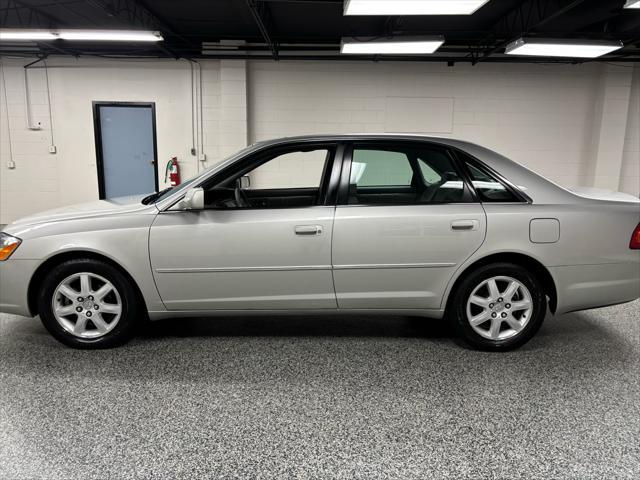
[0,233,21,261]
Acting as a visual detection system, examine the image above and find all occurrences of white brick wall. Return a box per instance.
[248,60,611,190]
[620,67,640,198]
[0,57,227,223]
[0,57,638,224]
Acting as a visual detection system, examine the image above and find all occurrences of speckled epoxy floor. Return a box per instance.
[1,302,639,479]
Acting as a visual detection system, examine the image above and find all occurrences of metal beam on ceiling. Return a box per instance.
[1,0,67,28]
[86,0,194,58]
[246,0,279,60]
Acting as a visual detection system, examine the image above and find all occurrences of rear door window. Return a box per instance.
[346,144,471,205]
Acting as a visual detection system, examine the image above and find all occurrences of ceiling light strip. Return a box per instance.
[344,0,491,16]
[505,38,623,58]
[0,29,163,42]
[341,36,444,54]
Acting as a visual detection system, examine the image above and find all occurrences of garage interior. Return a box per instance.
[1,0,639,478]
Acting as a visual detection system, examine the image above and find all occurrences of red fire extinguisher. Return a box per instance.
[165,157,181,186]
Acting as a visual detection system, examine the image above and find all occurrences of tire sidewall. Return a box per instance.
[38,259,138,349]
[451,263,546,351]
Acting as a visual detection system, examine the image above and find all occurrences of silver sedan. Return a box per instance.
[1,135,639,350]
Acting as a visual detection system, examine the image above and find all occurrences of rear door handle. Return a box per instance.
[451,220,478,231]
[295,225,323,236]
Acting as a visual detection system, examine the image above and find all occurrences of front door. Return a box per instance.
[149,144,339,311]
[94,103,158,199]
[331,142,487,311]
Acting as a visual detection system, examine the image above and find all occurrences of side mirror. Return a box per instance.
[180,187,205,210]
[238,175,251,189]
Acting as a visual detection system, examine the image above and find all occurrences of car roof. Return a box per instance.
[256,133,467,147]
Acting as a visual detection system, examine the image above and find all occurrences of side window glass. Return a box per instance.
[418,160,441,185]
[351,149,413,187]
[248,149,328,190]
[205,148,331,209]
[347,146,467,205]
[465,162,520,202]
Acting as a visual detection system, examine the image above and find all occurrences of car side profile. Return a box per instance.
[1,134,639,350]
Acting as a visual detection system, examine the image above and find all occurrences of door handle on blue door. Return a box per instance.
[295,225,323,236]
[451,220,478,231]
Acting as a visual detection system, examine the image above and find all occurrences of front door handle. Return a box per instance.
[295,225,323,236]
[451,220,478,231]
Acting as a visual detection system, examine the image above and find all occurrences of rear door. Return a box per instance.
[331,141,486,311]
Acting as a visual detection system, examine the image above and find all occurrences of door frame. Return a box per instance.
[92,101,159,200]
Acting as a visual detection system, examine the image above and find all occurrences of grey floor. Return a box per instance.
[1,302,639,480]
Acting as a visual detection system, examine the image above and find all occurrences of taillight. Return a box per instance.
[631,223,640,250]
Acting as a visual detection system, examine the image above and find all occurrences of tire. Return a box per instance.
[37,258,140,349]
[449,262,546,351]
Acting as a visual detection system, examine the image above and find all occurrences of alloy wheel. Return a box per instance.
[51,272,122,339]
[465,275,533,341]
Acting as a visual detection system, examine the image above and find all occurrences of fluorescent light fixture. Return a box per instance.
[58,30,163,41]
[624,0,640,8]
[344,0,491,15]
[341,36,444,54]
[0,29,162,42]
[505,38,623,58]
[0,29,57,40]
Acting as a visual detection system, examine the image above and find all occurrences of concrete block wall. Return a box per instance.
[1,57,638,224]
[0,57,213,223]
[248,61,635,192]
[620,66,640,197]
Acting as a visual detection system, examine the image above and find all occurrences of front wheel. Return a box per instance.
[449,263,547,351]
[38,259,139,349]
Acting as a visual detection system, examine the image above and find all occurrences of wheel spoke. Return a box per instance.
[487,278,500,300]
[503,280,519,301]
[58,284,79,301]
[504,316,523,332]
[92,314,109,333]
[469,310,490,326]
[469,295,490,308]
[93,283,113,301]
[510,299,532,311]
[488,318,502,339]
[99,303,121,314]
[73,316,88,335]
[55,304,77,317]
[79,274,91,295]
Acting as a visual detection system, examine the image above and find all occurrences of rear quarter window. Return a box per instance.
[459,154,522,203]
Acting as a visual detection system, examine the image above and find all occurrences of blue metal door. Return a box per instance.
[95,104,157,199]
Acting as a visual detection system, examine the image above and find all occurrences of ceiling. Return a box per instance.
[1,0,639,63]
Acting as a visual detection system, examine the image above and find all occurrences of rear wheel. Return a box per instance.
[38,259,139,349]
[449,263,546,351]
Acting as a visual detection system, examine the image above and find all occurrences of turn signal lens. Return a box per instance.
[630,223,640,250]
[0,233,21,261]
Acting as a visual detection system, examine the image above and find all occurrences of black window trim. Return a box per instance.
[337,140,477,207]
[451,147,532,204]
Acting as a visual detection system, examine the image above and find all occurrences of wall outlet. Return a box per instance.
[190,147,197,156]
[198,153,206,161]
[7,160,16,169]
[49,145,57,154]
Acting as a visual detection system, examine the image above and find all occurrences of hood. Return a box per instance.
[8,195,156,227]
[569,186,640,203]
